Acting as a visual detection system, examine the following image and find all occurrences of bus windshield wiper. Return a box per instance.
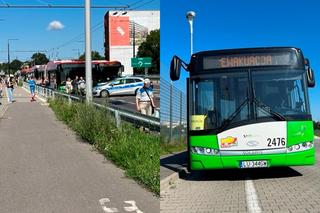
[218,98,249,132]
[253,98,286,121]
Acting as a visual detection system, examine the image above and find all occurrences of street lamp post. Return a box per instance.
[186,11,196,56]
[7,38,19,75]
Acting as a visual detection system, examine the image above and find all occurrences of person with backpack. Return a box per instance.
[135,78,155,116]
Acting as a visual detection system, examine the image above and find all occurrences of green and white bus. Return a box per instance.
[170,47,316,170]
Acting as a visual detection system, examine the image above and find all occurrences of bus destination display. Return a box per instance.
[203,52,298,69]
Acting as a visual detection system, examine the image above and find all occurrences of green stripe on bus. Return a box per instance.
[287,121,314,147]
[190,135,219,149]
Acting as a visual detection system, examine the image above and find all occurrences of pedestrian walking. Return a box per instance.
[78,77,86,96]
[136,78,155,116]
[65,77,73,94]
[73,76,79,95]
[28,76,37,102]
[44,77,50,88]
[0,78,3,105]
[6,75,15,103]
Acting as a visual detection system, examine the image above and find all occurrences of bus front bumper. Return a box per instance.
[190,148,315,170]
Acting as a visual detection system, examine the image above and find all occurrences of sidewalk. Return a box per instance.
[160,151,188,191]
[0,86,158,213]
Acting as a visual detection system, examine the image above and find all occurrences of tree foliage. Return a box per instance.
[135,29,160,75]
[31,52,49,65]
[10,59,23,72]
[79,51,104,60]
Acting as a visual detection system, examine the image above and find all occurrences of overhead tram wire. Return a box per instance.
[129,0,157,10]
[46,22,103,55]
[0,5,129,9]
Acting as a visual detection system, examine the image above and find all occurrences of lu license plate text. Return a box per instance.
[240,160,268,168]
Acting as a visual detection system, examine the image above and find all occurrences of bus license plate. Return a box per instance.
[240,160,268,168]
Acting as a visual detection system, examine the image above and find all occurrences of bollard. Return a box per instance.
[115,110,121,128]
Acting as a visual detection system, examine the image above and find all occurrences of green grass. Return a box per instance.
[48,98,160,195]
[160,142,187,156]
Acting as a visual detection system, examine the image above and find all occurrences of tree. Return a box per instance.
[135,29,160,75]
[79,51,104,60]
[10,59,23,72]
[31,52,49,65]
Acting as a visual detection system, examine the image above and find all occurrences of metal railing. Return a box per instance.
[23,82,160,132]
[160,78,187,143]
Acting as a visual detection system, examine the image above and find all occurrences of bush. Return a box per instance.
[48,98,160,194]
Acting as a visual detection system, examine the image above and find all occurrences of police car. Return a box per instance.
[92,77,144,97]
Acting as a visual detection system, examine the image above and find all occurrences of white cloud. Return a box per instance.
[47,21,65,31]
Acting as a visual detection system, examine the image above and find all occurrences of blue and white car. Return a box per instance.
[93,77,144,98]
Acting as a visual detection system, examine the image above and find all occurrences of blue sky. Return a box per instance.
[0,0,159,62]
[161,0,320,121]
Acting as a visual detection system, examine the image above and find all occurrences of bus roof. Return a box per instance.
[46,60,122,70]
[193,47,301,57]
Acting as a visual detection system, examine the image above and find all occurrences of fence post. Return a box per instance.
[68,95,72,105]
[52,91,55,100]
[169,81,173,143]
[179,91,182,144]
[115,110,121,128]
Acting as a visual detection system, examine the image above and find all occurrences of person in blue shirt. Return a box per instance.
[28,76,36,102]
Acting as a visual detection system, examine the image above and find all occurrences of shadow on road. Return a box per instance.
[160,151,303,181]
[160,151,188,173]
[185,167,303,181]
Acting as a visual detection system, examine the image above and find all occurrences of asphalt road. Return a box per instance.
[161,138,320,213]
[0,87,159,213]
[93,85,160,113]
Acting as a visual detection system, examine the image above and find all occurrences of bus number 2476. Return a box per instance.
[267,137,285,147]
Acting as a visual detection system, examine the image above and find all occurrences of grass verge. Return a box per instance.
[160,141,187,156]
[48,98,160,195]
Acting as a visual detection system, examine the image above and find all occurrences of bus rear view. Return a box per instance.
[170,47,316,170]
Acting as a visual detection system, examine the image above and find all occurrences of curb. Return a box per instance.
[160,167,187,192]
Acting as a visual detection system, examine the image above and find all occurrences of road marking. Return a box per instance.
[99,198,144,213]
[99,198,119,213]
[123,201,143,213]
[245,178,261,213]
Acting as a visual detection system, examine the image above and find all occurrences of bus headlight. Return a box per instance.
[287,142,313,153]
[191,146,219,155]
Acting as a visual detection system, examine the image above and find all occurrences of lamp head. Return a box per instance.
[186,11,196,21]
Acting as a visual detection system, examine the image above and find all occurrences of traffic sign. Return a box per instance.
[131,57,152,68]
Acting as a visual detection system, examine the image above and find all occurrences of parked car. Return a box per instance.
[92,77,144,98]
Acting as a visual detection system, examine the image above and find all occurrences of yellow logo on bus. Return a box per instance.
[221,136,238,148]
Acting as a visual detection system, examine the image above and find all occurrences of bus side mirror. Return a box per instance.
[170,56,182,81]
[307,67,315,87]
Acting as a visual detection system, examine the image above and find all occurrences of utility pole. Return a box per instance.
[7,39,19,75]
[85,0,92,103]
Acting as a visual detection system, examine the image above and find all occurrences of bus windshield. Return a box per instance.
[190,69,309,131]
